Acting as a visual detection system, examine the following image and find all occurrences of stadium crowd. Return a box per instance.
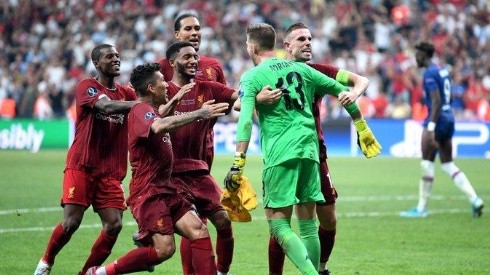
[0,0,489,121]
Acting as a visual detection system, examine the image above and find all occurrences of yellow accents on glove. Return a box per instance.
[221,176,257,222]
[354,118,382,158]
[224,152,246,191]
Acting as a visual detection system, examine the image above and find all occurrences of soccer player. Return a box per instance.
[267,22,374,275]
[158,12,225,170]
[165,41,239,275]
[84,63,229,275]
[157,13,228,273]
[226,23,380,275]
[34,44,138,275]
[400,42,484,218]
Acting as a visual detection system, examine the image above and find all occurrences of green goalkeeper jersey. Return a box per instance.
[237,57,348,168]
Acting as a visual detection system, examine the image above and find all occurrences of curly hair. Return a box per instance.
[415,42,435,58]
[129,63,161,96]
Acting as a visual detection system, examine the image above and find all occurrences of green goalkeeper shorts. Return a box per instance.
[262,158,324,208]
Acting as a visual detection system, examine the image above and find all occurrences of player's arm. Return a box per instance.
[151,100,229,133]
[336,69,369,106]
[94,95,137,114]
[158,82,195,117]
[311,69,381,158]
[427,88,441,131]
[225,79,256,190]
[234,85,282,111]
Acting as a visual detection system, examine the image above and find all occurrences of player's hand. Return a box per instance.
[198,100,229,120]
[338,90,358,106]
[256,85,282,105]
[224,152,246,191]
[174,82,196,101]
[354,118,382,158]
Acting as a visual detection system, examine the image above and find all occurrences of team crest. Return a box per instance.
[87,87,98,97]
[197,94,204,106]
[206,68,212,80]
[144,112,156,120]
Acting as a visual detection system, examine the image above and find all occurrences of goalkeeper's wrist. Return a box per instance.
[233,152,246,167]
[353,118,367,132]
[427,121,436,132]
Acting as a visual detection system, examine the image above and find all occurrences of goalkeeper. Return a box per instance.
[225,23,380,275]
[258,22,381,275]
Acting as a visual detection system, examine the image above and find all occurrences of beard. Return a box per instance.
[177,62,194,79]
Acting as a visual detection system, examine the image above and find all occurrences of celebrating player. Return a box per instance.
[157,13,230,274]
[227,23,380,274]
[85,63,229,275]
[34,44,137,275]
[266,22,377,275]
[165,41,239,275]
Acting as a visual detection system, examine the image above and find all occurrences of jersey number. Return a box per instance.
[275,72,305,110]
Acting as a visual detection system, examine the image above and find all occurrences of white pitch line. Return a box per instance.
[0,209,473,234]
[0,194,468,216]
[0,195,477,234]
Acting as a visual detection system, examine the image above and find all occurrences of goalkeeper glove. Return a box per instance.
[354,118,382,158]
[224,152,246,191]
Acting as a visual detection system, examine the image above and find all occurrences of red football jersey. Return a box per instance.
[126,102,175,206]
[65,78,137,180]
[158,55,226,84]
[159,54,227,155]
[309,63,340,144]
[167,80,234,173]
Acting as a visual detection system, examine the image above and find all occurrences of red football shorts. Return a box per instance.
[318,161,338,205]
[131,193,195,245]
[61,168,126,211]
[172,171,223,218]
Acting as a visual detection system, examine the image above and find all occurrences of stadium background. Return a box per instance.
[1,0,489,157]
[0,0,489,122]
[1,2,489,274]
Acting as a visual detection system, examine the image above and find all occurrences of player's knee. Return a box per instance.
[62,217,82,234]
[154,242,175,262]
[441,162,459,178]
[420,160,435,178]
[103,220,123,236]
[188,222,210,241]
[317,205,336,229]
[211,210,232,230]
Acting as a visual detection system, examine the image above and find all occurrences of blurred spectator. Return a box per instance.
[386,94,412,119]
[0,94,16,119]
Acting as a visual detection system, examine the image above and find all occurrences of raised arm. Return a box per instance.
[151,100,229,133]
[94,95,137,114]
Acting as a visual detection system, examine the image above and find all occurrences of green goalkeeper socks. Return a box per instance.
[268,218,317,275]
[298,218,320,271]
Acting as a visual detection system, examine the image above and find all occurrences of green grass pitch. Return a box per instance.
[0,150,489,274]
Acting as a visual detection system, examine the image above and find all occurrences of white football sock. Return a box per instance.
[417,160,434,212]
[441,162,478,202]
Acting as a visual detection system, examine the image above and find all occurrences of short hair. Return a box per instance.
[91,44,114,62]
[246,23,276,51]
[284,22,308,40]
[166,41,194,61]
[130,63,161,96]
[415,42,435,58]
[174,12,199,31]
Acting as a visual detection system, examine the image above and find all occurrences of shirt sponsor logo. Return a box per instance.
[95,113,125,124]
[180,99,195,106]
[87,87,98,97]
